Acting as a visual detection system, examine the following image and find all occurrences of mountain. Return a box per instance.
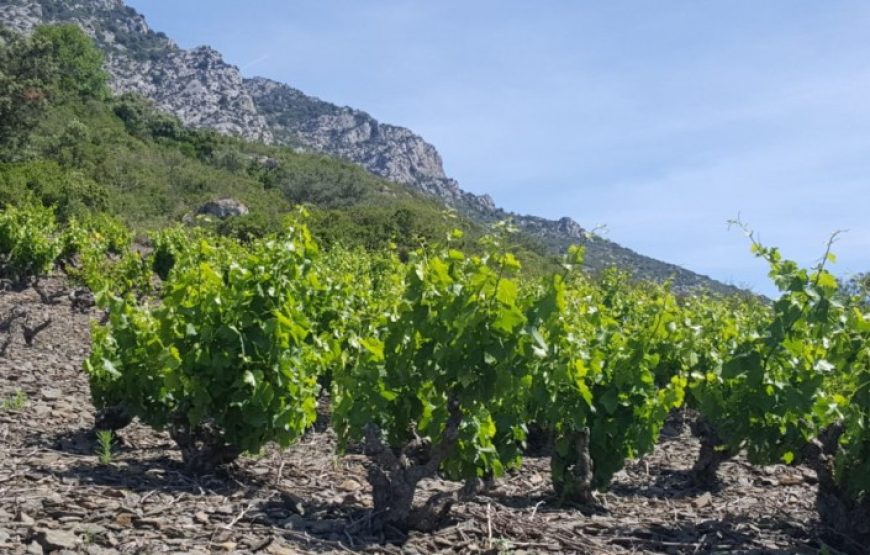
[0,0,740,294]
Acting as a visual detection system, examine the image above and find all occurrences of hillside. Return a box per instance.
[0,22,561,277]
[0,0,740,294]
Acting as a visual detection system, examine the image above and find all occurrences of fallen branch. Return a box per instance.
[33,282,67,305]
[0,307,25,356]
[23,316,52,346]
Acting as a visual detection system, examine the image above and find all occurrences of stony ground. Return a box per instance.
[0,278,858,554]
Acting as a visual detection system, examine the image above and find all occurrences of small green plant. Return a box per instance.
[95,429,114,464]
[1,390,27,411]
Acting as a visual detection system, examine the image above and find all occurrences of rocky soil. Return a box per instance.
[0,279,856,554]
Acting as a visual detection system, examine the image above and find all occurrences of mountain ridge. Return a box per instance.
[0,0,741,294]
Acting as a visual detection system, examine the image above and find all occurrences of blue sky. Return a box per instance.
[126,1,870,295]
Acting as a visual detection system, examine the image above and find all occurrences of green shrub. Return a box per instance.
[0,203,61,284]
[85,223,327,472]
[528,247,686,503]
[0,161,110,221]
[216,213,281,243]
[332,230,533,530]
[61,213,151,298]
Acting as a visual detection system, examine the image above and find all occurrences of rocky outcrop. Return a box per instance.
[0,0,741,294]
[0,0,159,58]
[244,77,497,213]
[108,47,273,142]
[197,198,249,219]
[0,1,43,34]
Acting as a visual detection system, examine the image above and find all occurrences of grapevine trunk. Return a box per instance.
[94,405,132,433]
[551,427,595,504]
[363,399,462,531]
[168,419,242,474]
[690,418,735,489]
[803,424,870,548]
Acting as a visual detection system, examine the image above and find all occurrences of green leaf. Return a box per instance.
[496,279,518,306]
[493,306,524,333]
[102,358,121,378]
[359,337,385,362]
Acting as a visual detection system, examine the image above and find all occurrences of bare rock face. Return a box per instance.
[109,47,273,143]
[0,1,42,34]
[197,198,249,219]
[244,77,496,213]
[281,109,448,184]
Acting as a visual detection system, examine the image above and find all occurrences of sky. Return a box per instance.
[125,1,870,296]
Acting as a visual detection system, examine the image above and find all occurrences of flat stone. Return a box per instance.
[692,492,713,509]
[778,474,803,486]
[266,542,303,555]
[112,513,133,528]
[75,523,108,536]
[247,537,273,551]
[41,388,62,401]
[84,547,120,555]
[338,479,362,492]
[31,528,79,551]
[133,517,164,529]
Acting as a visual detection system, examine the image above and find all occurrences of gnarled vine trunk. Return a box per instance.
[168,417,241,474]
[525,422,551,456]
[94,405,133,433]
[551,427,595,504]
[461,472,496,497]
[363,399,462,532]
[690,417,735,489]
[802,424,870,549]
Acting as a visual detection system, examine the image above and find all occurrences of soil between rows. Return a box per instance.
[0,279,853,554]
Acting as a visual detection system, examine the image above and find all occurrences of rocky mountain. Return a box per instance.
[244,76,496,213]
[0,0,739,294]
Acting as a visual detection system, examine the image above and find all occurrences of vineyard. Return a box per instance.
[1,204,868,553]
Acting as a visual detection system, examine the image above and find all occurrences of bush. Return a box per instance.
[0,203,61,284]
[216,213,281,243]
[60,213,152,298]
[528,247,686,503]
[332,230,533,530]
[688,237,844,487]
[0,161,110,222]
[85,224,327,472]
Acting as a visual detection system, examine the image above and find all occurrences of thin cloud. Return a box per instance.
[240,52,271,71]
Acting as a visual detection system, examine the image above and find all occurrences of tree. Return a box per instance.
[25,24,108,101]
[0,24,108,157]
